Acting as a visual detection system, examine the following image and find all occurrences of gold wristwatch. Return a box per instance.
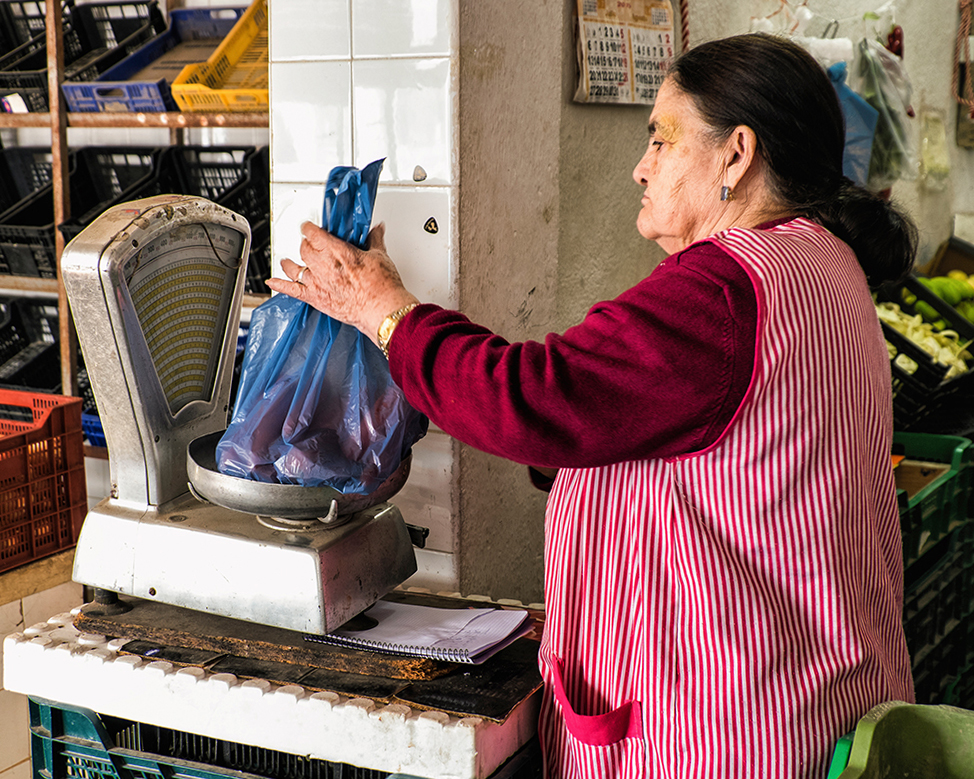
[377,303,419,358]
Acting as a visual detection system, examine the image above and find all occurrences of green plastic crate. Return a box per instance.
[28,697,393,779]
[893,431,973,567]
[826,701,974,778]
[28,697,543,779]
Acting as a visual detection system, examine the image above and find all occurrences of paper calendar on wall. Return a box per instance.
[574,0,676,106]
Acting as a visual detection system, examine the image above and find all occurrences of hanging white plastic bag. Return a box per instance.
[854,37,917,191]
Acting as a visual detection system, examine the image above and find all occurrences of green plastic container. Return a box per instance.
[826,701,974,779]
[893,431,973,567]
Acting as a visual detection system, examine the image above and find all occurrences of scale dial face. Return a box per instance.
[121,221,244,415]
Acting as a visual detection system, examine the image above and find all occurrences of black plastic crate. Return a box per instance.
[0,2,82,76]
[0,298,56,366]
[175,145,269,293]
[0,146,53,217]
[0,298,60,391]
[215,146,269,293]
[57,145,163,243]
[172,144,257,202]
[61,144,270,291]
[0,0,166,113]
[1,145,161,278]
[876,275,974,431]
[247,216,270,294]
[214,145,268,224]
[902,521,974,705]
[0,0,56,48]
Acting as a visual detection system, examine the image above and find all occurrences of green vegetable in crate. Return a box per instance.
[928,276,974,305]
[874,300,972,379]
[913,300,947,331]
[906,280,948,330]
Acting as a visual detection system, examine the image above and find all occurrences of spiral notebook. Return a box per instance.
[304,600,534,664]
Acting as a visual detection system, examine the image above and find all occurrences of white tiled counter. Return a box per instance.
[3,605,540,779]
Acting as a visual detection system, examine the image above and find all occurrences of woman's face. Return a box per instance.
[632,78,726,254]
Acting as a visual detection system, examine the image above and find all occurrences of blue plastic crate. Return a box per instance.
[81,412,105,447]
[62,5,247,113]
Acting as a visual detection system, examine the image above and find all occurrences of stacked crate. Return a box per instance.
[894,431,974,706]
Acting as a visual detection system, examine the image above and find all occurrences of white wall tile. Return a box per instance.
[270,0,350,62]
[373,186,453,308]
[271,61,351,184]
[85,456,111,510]
[270,182,325,276]
[352,58,452,185]
[352,0,453,57]
[391,429,453,551]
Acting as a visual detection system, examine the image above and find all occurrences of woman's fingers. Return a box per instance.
[266,222,416,340]
[265,259,307,298]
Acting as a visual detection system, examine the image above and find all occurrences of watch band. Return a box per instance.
[377,303,419,358]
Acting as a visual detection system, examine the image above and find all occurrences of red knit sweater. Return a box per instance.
[389,239,758,468]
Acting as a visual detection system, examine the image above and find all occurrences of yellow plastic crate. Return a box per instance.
[171,0,267,112]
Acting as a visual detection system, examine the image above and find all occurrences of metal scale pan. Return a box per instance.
[186,431,412,527]
[61,195,417,635]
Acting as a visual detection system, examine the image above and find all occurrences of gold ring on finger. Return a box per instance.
[297,266,310,285]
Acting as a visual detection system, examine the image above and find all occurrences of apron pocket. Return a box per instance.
[549,658,643,747]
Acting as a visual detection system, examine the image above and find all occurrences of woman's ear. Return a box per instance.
[722,125,759,191]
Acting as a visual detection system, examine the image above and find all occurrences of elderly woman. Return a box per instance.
[268,33,916,779]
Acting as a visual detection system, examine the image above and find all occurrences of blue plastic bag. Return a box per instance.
[215,160,428,493]
[828,62,879,188]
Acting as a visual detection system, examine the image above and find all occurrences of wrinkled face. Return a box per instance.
[632,78,725,254]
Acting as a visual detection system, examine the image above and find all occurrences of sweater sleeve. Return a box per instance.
[388,241,758,468]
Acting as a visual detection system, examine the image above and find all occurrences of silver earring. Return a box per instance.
[720,186,735,202]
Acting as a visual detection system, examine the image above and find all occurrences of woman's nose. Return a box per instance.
[633,158,649,186]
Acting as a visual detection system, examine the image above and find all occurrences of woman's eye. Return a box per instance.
[651,140,664,151]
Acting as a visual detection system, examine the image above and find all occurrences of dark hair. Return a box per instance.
[668,32,916,288]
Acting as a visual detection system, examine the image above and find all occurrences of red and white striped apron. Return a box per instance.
[537,218,914,778]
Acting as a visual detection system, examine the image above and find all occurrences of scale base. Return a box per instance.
[72,492,417,635]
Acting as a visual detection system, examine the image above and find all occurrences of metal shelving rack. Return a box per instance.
[0,0,269,397]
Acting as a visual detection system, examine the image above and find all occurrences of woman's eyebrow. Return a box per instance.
[647,120,657,136]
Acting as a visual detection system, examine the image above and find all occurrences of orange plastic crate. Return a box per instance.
[0,389,86,575]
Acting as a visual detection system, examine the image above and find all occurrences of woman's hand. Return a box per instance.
[266,221,419,345]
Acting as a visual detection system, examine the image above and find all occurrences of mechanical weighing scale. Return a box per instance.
[61,194,419,635]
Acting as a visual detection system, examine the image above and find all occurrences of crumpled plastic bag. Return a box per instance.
[215,159,428,494]
[853,37,918,191]
[828,61,879,188]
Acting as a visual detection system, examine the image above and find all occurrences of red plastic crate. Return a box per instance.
[0,389,86,575]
